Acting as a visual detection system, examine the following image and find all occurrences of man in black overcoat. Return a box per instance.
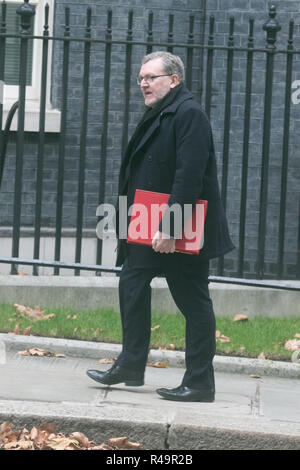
[87,51,234,402]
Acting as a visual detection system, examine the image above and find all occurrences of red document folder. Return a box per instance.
[127,189,208,254]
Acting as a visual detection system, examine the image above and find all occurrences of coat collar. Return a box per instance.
[131,86,193,157]
[159,86,194,115]
[119,86,194,194]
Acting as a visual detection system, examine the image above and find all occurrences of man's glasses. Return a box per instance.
[136,74,172,86]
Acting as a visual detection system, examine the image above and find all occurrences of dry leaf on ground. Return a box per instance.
[284,339,300,351]
[8,324,32,336]
[233,314,249,322]
[147,360,169,368]
[216,330,231,343]
[98,357,117,364]
[257,352,266,360]
[295,333,300,339]
[108,436,142,449]
[17,348,65,357]
[151,325,160,332]
[159,344,175,351]
[0,422,142,450]
[13,304,55,321]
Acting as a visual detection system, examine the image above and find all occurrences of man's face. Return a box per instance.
[138,58,178,108]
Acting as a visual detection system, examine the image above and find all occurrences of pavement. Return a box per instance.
[0,332,300,450]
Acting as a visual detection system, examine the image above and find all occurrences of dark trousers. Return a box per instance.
[116,255,216,391]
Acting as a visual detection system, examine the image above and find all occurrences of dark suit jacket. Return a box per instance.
[116,86,235,267]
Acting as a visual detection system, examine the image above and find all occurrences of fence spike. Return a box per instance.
[263,5,281,49]
[16,0,35,35]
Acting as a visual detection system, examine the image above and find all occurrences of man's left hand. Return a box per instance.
[152,231,176,253]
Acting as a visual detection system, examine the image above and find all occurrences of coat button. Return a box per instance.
[148,155,152,161]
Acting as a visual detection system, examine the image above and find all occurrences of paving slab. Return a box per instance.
[0,343,300,450]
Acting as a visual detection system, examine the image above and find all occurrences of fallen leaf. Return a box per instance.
[4,439,34,450]
[258,352,266,360]
[40,422,57,434]
[233,314,248,322]
[284,339,300,351]
[8,324,32,336]
[13,304,56,321]
[158,344,175,351]
[147,360,170,368]
[17,348,65,358]
[216,330,231,343]
[89,443,111,450]
[151,325,160,332]
[107,437,142,449]
[46,436,80,450]
[98,357,117,364]
[92,328,103,337]
[295,333,300,339]
[66,315,77,320]
[70,432,94,448]
[250,374,261,379]
[0,422,142,451]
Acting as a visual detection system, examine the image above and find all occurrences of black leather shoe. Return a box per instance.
[156,385,215,402]
[86,364,144,386]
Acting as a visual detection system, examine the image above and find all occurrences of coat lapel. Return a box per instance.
[119,87,194,194]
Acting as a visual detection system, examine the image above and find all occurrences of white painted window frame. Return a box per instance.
[2,0,60,132]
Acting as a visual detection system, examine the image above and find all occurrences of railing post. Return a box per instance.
[263,5,281,50]
[54,7,70,275]
[167,14,174,53]
[146,11,153,54]
[33,2,50,276]
[277,19,294,279]
[218,16,234,276]
[204,15,214,119]
[0,0,7,189]
[17,0,35,34]
[96,9,112,268]
[11,0,35,275]
[75,7,92,276]
[257,5,281,279]
[121,9,133,156]
[185,15,194,91]
[238,17,254,277]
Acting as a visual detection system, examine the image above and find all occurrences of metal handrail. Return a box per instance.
[0,256,299,291]
[0,101,19,189]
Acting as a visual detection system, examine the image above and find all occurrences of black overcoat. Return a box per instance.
[116,86,235,267]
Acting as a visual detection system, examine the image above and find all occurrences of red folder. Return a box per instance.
[127,189,207,254]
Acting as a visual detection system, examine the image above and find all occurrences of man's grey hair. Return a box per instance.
[141,51,185,84]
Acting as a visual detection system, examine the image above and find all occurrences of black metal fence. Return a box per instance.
[0,1,299,285]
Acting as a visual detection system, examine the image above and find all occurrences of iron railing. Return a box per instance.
[0,1,299,288]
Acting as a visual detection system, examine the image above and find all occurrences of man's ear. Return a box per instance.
[170,74,180,88]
